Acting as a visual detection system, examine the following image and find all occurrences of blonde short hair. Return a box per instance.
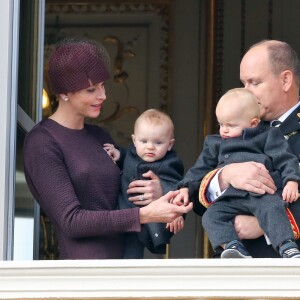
[134,109,174,138]
[217,88,261,121]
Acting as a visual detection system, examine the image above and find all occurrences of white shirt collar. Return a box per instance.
[277,101,300,123]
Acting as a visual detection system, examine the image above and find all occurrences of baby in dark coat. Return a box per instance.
[104,109,185,258]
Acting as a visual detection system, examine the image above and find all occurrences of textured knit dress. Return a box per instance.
[23,119,141,259]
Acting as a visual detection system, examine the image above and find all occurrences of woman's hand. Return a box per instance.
[139,191,193,224]
[127,171,163,206]
[171,188,189,206]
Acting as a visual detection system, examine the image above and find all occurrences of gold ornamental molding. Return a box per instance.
[45,1,173,112]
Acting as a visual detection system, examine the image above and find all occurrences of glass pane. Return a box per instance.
[14,125,35,260]
[18,0,41,121]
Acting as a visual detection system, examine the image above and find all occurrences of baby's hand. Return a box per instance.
[103,143,120,162]
[282,181,299,203]
[171,188,189,206]
[166,216,184,234]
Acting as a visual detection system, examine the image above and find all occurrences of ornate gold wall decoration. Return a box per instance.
[44,1,172,146]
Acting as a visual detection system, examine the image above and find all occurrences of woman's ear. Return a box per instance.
[59,93,69,102]
[168,139,175,151]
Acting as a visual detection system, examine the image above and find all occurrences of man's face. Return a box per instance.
[240,46,286,121]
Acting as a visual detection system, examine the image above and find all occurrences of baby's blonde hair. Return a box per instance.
[134,109,174,138]
[217,88,261,121]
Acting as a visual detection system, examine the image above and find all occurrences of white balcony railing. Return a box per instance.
[1,259,300,299]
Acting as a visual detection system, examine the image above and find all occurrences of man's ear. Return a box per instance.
[281,70,293,92]
[250,117,260,128]
[168,139,175,151]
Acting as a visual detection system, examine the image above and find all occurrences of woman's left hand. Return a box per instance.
[139,191,193,224]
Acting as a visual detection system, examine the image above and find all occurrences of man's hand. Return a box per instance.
[234,215,264,240]
[219,162,277,194]
[127,171,163,206]
[139,191,193,224]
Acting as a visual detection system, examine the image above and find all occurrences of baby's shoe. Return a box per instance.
[221,240,252,259]
[279,240,300,258]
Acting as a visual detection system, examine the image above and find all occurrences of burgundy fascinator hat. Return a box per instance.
[48,38,110,94]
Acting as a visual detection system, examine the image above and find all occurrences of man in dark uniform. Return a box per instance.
[196,40,300,257]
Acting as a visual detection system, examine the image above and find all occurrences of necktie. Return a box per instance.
[271,120,282,127]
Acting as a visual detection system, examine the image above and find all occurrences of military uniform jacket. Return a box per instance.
[274,104,300,239]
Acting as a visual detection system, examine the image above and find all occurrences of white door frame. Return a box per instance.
[0,0,20,261]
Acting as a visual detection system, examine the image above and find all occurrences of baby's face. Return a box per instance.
[216,109,254,139]
[132,120,174,162]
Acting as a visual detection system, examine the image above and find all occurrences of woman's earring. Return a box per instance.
[64,97,69,102]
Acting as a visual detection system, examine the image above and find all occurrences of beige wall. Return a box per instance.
[222,0,300,93]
